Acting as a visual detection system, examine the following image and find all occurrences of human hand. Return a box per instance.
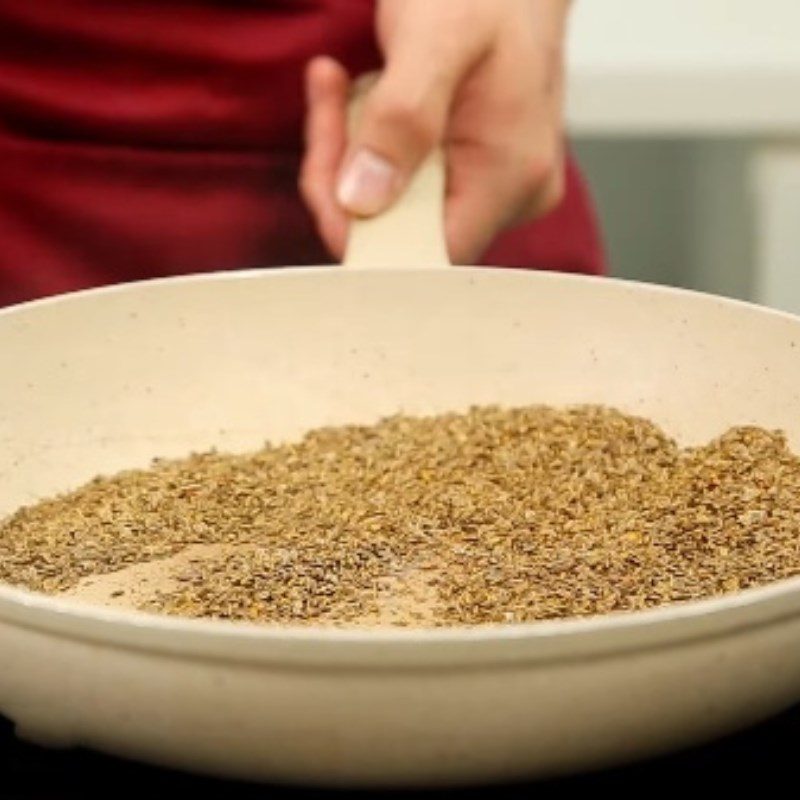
[300,0,570,264]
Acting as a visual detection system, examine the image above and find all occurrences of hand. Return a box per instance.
[299,0,570,264]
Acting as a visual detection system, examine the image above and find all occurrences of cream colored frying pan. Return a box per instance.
[3,86,800,788]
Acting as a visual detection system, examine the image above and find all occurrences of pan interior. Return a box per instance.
[2,267,799,615]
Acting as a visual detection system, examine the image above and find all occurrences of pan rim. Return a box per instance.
[3,266,800,667]
[0,261,799,328]
[1,573,800,668]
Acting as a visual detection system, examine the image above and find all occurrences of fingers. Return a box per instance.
[445,142,566,264]
[512,138,566,224]
[299,56,350,259]
[442,144,504,265]
[335,19,481,218]
[300,5,568,265]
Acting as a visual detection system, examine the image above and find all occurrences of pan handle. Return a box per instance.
[342,73,451,270]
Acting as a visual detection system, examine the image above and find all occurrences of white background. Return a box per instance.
[566,0,800,310]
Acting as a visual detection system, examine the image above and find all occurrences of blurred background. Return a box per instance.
[566,0,800,312]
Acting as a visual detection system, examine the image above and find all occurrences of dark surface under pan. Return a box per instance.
[1,705,796,798]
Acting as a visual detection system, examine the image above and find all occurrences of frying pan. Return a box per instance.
[3,85,800,789]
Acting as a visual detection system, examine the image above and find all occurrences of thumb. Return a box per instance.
[335,59,462,217]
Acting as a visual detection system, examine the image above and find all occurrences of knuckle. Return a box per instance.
[517,154,556,199]
[547,168,566,208]
[297,167,317,204]
[369,93,439,150]
[510,147,566,219]
[297,175,311,203]
[539,183,563,215]
[535,167,566,217]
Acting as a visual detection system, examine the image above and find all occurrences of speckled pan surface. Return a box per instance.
[3,142,800,786]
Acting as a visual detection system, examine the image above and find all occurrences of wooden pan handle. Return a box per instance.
[342,73,451,270]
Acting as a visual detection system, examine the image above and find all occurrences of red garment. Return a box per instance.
[0,0,605,308]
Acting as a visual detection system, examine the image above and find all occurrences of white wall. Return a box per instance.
[573,140,754,300]
[566,0,800,309]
